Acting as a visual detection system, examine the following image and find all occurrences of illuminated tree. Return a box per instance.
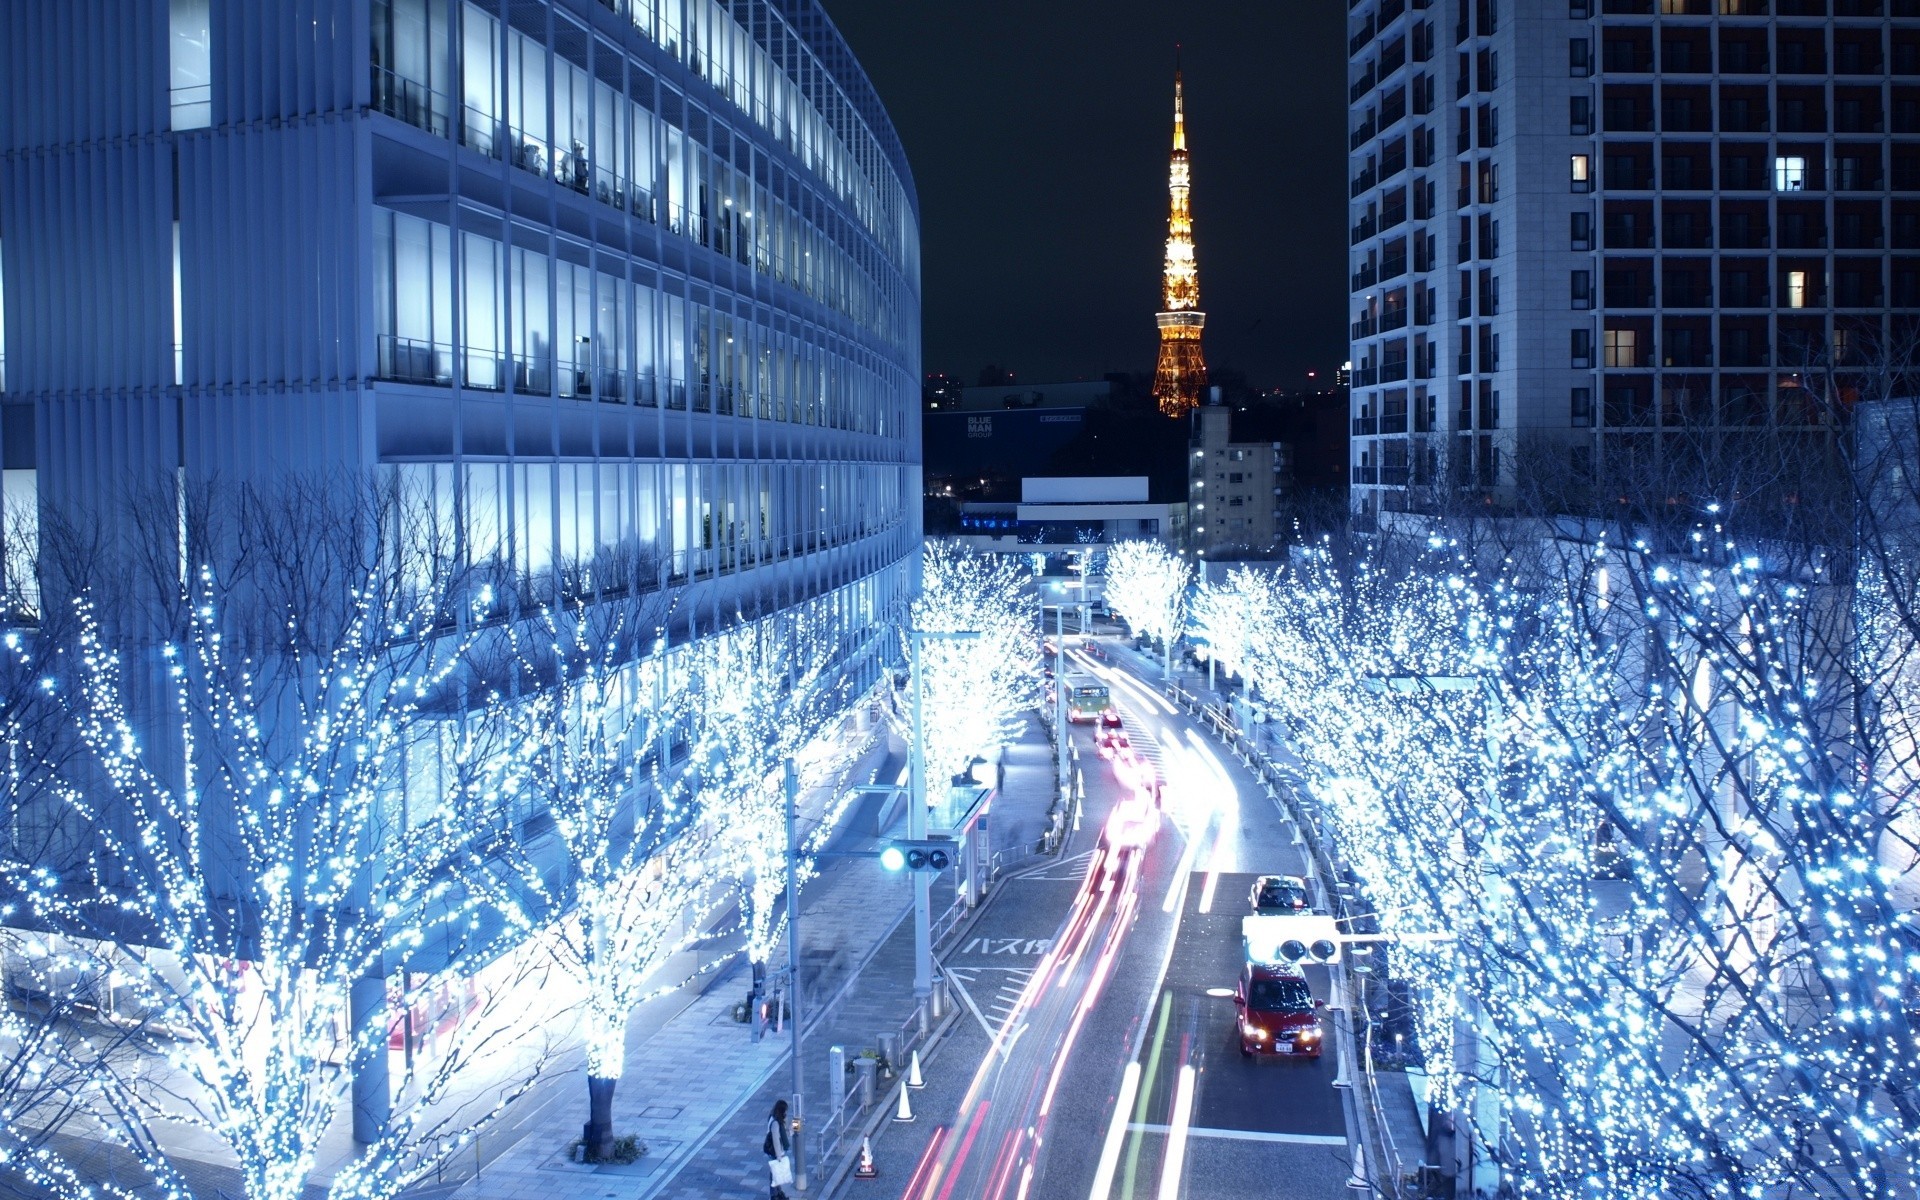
[1102,539,1193,678]
[470,587,731,1161]
[911,543,1037,786]
[1188,564,1271,691]
[0,480,568,1200]
[1246,526,1920,1199]
[684,606,846,980]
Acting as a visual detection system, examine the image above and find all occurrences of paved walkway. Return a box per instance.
[442,708,1064,1200]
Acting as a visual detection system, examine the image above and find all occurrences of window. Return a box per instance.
[1570,0,1592,14]
[1571,154,1591,191]
[1786,269,1808,308]
[1570,38,1591,76]
[1571,210,1593,250]
[1571,386,1594,427]
[1572,328,1594,367]
[172,222,184,385]
[1570,95,1592,135]
[1774,155,1806,191]
[1604,328,1638,367]
[169,0,211,129]
[1572,270,1593,309]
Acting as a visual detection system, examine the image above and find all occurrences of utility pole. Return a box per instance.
[1055,604,1069,801]
[908,632,933,1023]
[783,758,807,1191]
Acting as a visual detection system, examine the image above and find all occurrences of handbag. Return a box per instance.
[768,1155,794,1187]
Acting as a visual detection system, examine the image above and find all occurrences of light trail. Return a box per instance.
[1086,1060,1142,1200]
[1154,1062,1198,1200]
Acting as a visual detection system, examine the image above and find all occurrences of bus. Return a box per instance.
[1065,673,1113,723]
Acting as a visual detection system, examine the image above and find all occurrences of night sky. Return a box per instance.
[820,1,1350,392]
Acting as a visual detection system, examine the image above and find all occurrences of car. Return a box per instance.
[1099,796,1159,859]
[1234,961,1325,1058]
[1251,874,1312,915]
[1098,708,1124,729]
[1096,727,1131,759]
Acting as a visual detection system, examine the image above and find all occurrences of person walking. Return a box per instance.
[763,1098,793,1200]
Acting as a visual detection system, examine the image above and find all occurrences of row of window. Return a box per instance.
[372,0,911,348]
[373,210,906,436]
[393,456,905,587]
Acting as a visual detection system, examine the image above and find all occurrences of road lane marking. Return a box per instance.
[946,969,998,1039]
[1124,1123,1349,1146]
[1155,1064,1198,1200]
[1086,1061,1142,1200]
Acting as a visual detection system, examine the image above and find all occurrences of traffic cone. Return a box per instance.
[854,1136,878,1179]
[906,1049,926,1089]
[892,1085,915,1123]
[1344,1155,1371,1191]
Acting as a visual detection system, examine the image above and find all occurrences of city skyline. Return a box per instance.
[820,1,1350,390]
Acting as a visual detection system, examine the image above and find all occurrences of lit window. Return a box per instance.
[1786,270,1808,308]
[1774,156,1806,191]
[1571,154,1591,191]
[1604,328,1638,367]
[169,0,211,130]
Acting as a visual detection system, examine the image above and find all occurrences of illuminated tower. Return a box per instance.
[1152,65,1207,420]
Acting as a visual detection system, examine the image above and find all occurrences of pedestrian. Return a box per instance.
[763,1098,793,1200]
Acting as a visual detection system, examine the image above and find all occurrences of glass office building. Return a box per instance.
[0,0,919,657]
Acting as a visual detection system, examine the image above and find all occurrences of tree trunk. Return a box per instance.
[583,1075,617,1161]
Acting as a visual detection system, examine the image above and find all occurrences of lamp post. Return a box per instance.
[782,758,808,1191]
[908,627,982,1023]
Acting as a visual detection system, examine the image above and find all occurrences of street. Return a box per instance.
[887,639,1355,1200]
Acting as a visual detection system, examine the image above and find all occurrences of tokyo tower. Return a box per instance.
[1151,63,1207,419]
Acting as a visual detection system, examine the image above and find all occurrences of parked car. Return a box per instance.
[1250,874,1312,915]
[1234,961,1325,1058]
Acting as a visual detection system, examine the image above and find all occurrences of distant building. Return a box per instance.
[924,373,966,411]
[1189,405,1288,558]
[955,476,1187,553]
[951,379,1115,412]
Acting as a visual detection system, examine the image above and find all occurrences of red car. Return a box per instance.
[1234,961,1325,1058]
[1096,727,1131,760]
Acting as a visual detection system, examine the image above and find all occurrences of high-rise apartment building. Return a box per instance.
[0,0,919,654]
[1347,0,1920,519]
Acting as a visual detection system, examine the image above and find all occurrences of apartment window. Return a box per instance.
[1786,269,1808,308]
[169,0,211,130]
[1572,269,1593,309]
[1570,0,1592,14]
[1570,96,1592,136]
[1774,156,1807,192]
[1571,154,1591,191]
[1571,210,1593,250]
[1570,38,1591,77]
[1604,328,1638,367]
[1571,386,1594,427]
[1572,328,1594,368]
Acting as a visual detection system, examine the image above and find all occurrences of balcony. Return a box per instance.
[1381,307,1410,333]
[1351,167,1378,197]
[1353,265,1380,290]
[1379,255,1408,281]
[1352,315,1378,339]
[1352,216,1379,244]
[373,67,451,139]
[1353,415,1380,436]
[1351,69,1378,102]
[1351,119,1377,150]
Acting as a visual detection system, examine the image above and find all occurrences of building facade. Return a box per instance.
[1346,0,1920,518]
[1188,404,1288,558]
[0,0,919,656]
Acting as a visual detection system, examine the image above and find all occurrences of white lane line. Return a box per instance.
[1125,1123,1349,1146]
[1155,1064,1198,1200]
[945,969,998,1039]
[1086,1060,1142,1200]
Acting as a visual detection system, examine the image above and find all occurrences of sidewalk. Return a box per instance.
[443,708,1064,1200]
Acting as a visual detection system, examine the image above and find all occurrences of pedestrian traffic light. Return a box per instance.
[881,838,955,872]
[1243,914,1343,965]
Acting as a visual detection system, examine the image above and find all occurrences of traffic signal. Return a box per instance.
[881,838,955,872]
[1243,914,1343,965]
